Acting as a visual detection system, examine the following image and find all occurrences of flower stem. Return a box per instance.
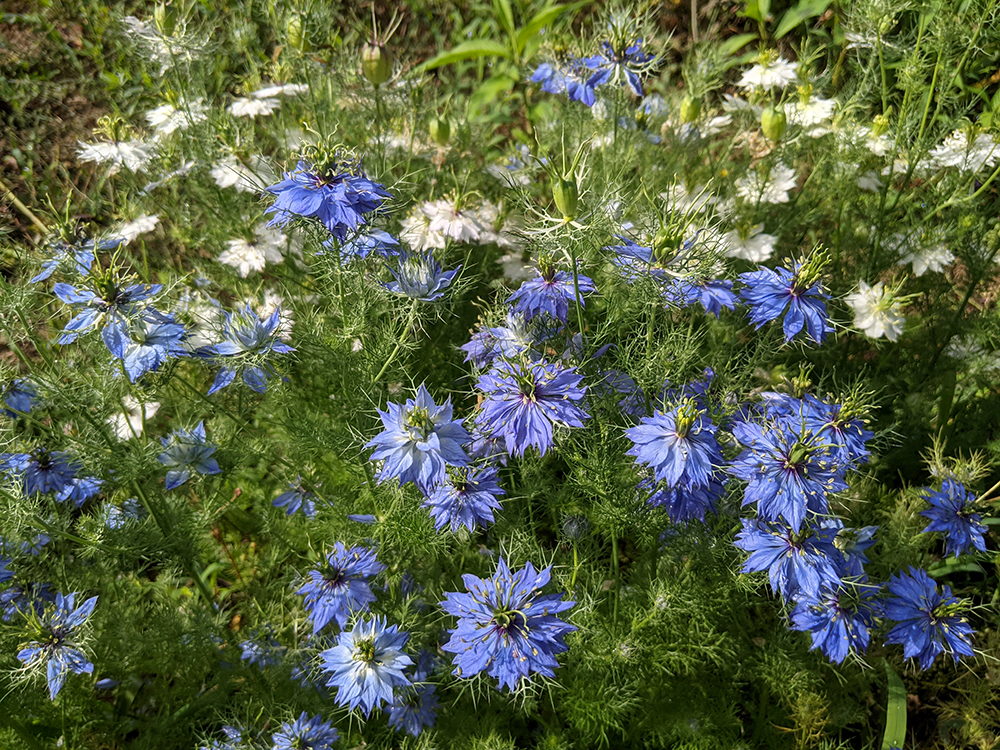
[373,297,419,382]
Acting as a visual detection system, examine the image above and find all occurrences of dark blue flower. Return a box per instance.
[330,229,400,262]
[273,478,317,518]
[2,379,38,417]
[100,499,143,529]
[1,449,80,496]
[460,311,543,369]
[55,476,102,507]
[640,474,724,524]
[0,554,12,586]
[319,616,413,716]
[17,592,97,699]
[883,567,975,670]
[799,395,873,468]
[200,726,245,750]
[385,252,460,301]
[584,37,657,96]
[388,653,439,736]
[200,304,295,395]
[264,159,391,241]
[31,234,120,284]
[422,465,505,532]
[239,631,285,669]
[625,402,723,489]
[157,422,222,490]
[789,581,879,664]
[507,267,596,324]
[739,263,832,343]
[824,520,878,577]
[734,519,842,601]
[296,542,384,633]
[53,276,162,355]
[919,479,987,558]
[440,557,575,691]
[271,711,339,750]
[475,359,588,457]
[530,60,597,106]
[663,278,738,318]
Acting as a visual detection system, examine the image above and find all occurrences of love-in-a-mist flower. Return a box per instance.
[200,304,295,395]
[440,558,576,691]
[530,59,597,106]
[789,580,879,664]
[2,379,37,417]
[583,14,658,96]
[32,234,121,284]
[641,475,724,524]
[845,280,905,342]
[120,314,188,382]
[734,519,842,601]
[475,359,589,457]
[739,256,833,344]
[738,51,798,90]
[799,394,874,470]
[387,651,439,736]
[507,261,597,324]
[297,543,384,633]
[385,252,460,301]
[366,383,470,493]
[157,422,222,490]
[662,278,738,318]
[883,567,975,670]
[17,592,97,699]
[422,465,505,532]
[78,139,155,173]
[273,478,317,518]
[0,448,81,497]
[219,225,288,277]
[625,401,723,489]
[460,311,542,369]
[722,223,776,263]
[736,163,797,204]
[271,712,339,750]
[919,479,987,558]
[319,616,413,716]
[264,157,391,241]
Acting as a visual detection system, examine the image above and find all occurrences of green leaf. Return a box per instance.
[741,0,763,23]
[494,0,517,47]
[775,0,833,39]
[927,559,985,576]
[419,39,510,71]
[719,32,758,56]
[468,73,517,112]
[882,663,907,750]
[516,4,571,55]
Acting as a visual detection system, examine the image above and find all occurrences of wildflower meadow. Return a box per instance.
[2,0,1000,747]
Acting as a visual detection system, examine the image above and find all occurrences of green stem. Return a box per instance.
[611,534,619,625]
[373,298,419,382]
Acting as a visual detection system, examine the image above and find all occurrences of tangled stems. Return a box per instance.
[373,297,420,383]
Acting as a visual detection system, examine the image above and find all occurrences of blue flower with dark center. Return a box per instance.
[271,711,339,750]
[799,394,874,468]
[663,278,738,318]
[200,304,295,395]
[422,465,505,532]
[121,314,188,382]
[273,478,317,518]
[625,401,723,489]
[31,234,120,284]
[367,383,470,493]
[883,567,975,670]
[296,542,384,633]
[156,422,222,490]
[919,479,987,558]
[2,379,38,417]
[823,520,878,577]
[739,262,832,343]
[475,359,588,458]
[319,616,413,716]
[440,557,576,691]
[55,476,102,507]
[385,252,460,301]
[2,583,54,622]
[388,653,439,737]
[789,580,879,664]
[17,592,98,699]
[265,159,391,241]
[640,474,724,524]
[734,519,842,601]
[584,36,658,96]
[507,267,597,324]
[530,60,597,106]
[0,448,80,496]
[54,275,163,356]
[331,229,400,262]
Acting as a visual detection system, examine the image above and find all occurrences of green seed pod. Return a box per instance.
[429,117,450,146]
[154,2,177,36]
[286,14,310,53]
[679,94,701,124]
[552,177,578,221]
[362,42,393,87]
[761,104,787,143]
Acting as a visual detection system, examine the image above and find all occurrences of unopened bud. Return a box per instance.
[286,14,310,53]
[552,177,578,221]
[761,104,787,142]
[680,95,701,124]
[429,117,450,146]
[361,42,393,87]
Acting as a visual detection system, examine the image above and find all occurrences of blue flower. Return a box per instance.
[739,263,832,343]
[0,554,12,586]
[2,379,38,417]
[273,478,317,518]
[640,475,724,524]
[100,499,143,529]
[200,304,295,395]
[824,521,878,577]
[53,277,162,354]
[789,581,879,664]
[625,402,723,489]
[729,418,847,533]
[663,278,739,318]
[530,60,597,106]
[200,726,245,750]
[883,567,975,670]
[264,159,391,241]
[460,311,543,369]
[271,711,339,750]
[319,616,413,716]
[17,592,97,699]
[388,653,439,737]
[385,252,460,301]
[584,37,657,96]
[507,268,597,324]
[296,543,384,633]
[31,234,119,284]
[329,229,400,262]
[734,519,842,602]
[475,359,588,457]
[366,383,470,493]
[0,449,80,496]
[422,465,505,532]
[919,479,987,558]
[55,476,102,507]
[239,631,285,669]
[799,395,874,468]
[440,557,575,691]
[120,315,188,382]
[157,422,222,490]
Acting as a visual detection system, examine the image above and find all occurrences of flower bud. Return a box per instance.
[552,177,579,221]
[154,2,177,36]
[679,94,701,124]
[429,117,450,146]
[286,14,310,53]
[361,42,393,87]
[761,104,787,142]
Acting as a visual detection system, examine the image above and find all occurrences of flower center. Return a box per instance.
[353,637,377,664]
[405,406,434,438]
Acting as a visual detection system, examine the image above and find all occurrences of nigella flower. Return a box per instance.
[919,479,987,558]
[460,311,542,369]
[530,59,597,106]
[200,726,245,750]
[157,422,222,490]
[422,466,506,532]
[625,402,723,489]
[319,616,413,716]
[475,359,588,458]
[200,304,295,395]
[100,499,143,529]
[2,379,38,417]
[739,260,832,344]
[271,712,339,750]
[388,653,439,737]
[273,478,317,518]
[789,581,879,664]
[824,521,878,577]
[729,417,847,533]
[55,476,102,507]
[330,229,400,262]
[296,543,384,633]
[883,567,975,670]
[385,252,460,301]
[640,475,724,524]
[584,38,657,96]
[733,519,842,602]
[663,278,738,318]
[120,314,188,382]
[240,631,285,669]
[366,383,470,493]
[0,449,80,496]
[799,395,874,469]
[31,235,120,284]
[507,266,597,324]
[54,274,163,355]
[264,159,391,241]
[440,557,576,691]
[17,592,97,699]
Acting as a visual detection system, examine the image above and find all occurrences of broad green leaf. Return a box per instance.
[494,0,517,46]
[928,559,985,576]
[468,73,517,112]
[775,0,833,39]
[516,4,571,54]
[741,0,763,23]
[719,32,758,56]
[882,663,907,750]
[419,39,510,71]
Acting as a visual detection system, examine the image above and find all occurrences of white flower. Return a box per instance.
[146,99,208,137]
[700,115,732,137]
[845,280,905,341]
[736,164,797,204]
[108,397,160,441]
[219,225,288,277]
[114,214,160,244]
[471,203,520,248]
[121,16,204,74]
[211,156,275,192]
[78,140,155,173]
[889,231,954,276]
[721,93,760,114]
[738,57,798,90]
[659,183,714,214]
[251,82,308,98]
[399,210,447,252]
[421,199,488,243]
[789,95,836,137]
[928,129,1000,172]
[142,159,197,193]
[856,171,883,192]
[498,252,534,283]
[944,336,1000,372]
[722,224,777,262]
[228,97,280,118]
